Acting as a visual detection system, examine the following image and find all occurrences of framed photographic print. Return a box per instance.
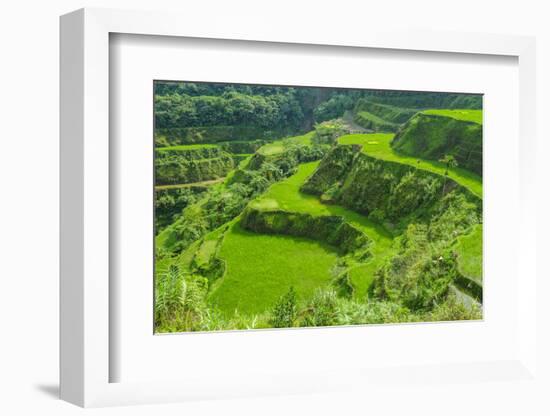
[60,7,541,409]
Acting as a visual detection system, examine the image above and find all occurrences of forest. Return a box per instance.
[153,81,483,332]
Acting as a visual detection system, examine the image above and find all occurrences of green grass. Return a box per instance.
[257,131,315,156]
[338,133,482,198]
[454,224,482,283]
[208,222,338,315]
[253,162,395,298]
[354,100,418,124]
[258,142,285,156]
[287,131,315,145]
[156,143,218,151]
[422,109,482,124]
[354,111,398,131]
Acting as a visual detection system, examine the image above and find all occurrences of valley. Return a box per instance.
[153,83,483,332]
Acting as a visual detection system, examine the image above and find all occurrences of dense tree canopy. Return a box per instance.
[154,81,482,135]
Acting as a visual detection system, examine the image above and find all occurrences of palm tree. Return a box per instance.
[438,154,458,196]
[439,154,458,175]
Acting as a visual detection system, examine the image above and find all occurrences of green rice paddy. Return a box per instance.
[209,222,339,315]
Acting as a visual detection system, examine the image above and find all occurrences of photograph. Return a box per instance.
[153,81,483,333]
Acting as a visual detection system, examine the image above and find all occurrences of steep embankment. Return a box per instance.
[391,110,482,175]
[301,144,480,229]
[352,99,417,132]
[155,144,234,185]
[339,133,482,197]
[241,204,371,257]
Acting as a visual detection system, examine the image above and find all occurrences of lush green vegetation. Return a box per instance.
[209,222,339,316]
[354,99,418,124]
[155,145,234,185]
[253,162,394,298]
[156,143,218,151]
[354,111,398,132]
[454,224,483,283]
[423,109,482,124]
[153,82,483,333]
[392,113,483,175]
[338,133,482,197]
[358,91,482,110]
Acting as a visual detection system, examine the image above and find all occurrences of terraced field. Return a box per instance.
[257,131,315,156]
[209,222,339,315]
[156,143,218,151]
[155,177,226,190]
[422,109,482,124]
[199,130,483,315]
[252,162,394,298]
[338,133,482,197]
[338,132,482,288]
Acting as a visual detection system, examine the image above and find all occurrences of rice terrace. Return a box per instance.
[154,82,483,332]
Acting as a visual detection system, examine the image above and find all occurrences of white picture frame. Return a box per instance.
[60,7,538,408]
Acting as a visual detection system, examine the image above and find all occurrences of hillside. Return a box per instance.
[155,145,235,185]
[338,133,482,197]
[391,111,483,175]
[352,99,418,132]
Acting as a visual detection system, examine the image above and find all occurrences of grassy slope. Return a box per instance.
[254,162,395,298]
[257,131,314,156]
[454,224,482,283]
[355,111,397,131]
[338,133,483,197]
[422,109,482,124]
[209,222,338,316]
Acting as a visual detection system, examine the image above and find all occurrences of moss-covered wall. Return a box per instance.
[155,147,234,185]
[241,206,371,257]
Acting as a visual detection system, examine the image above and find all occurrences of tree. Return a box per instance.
[439,154,458,175]
[438,155,458,197]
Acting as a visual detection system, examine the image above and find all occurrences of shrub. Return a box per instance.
[336,300,413,325]
[312,120,349,145]
[269,287,298,328]
[302,289,339,327]
[155,264,186,325]
[332,272,355,299]
[426,293,482,321]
